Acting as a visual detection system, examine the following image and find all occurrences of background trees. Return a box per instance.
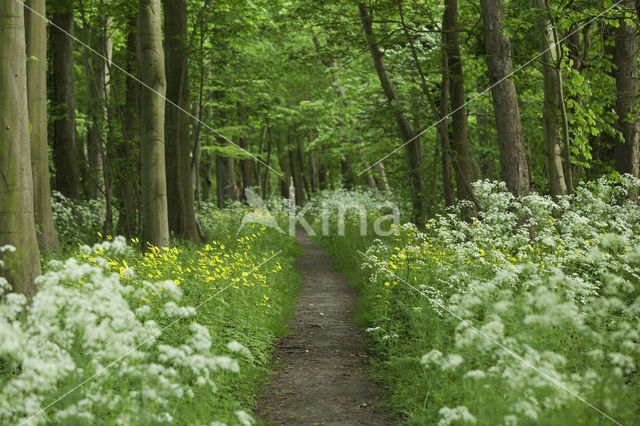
[1,0,639,294]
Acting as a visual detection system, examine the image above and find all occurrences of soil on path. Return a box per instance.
[256,230,391,425]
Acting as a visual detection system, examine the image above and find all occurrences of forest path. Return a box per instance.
[256,230,391,425]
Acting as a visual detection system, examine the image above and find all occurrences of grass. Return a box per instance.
[1,205,300,425]
[313,179,640,425]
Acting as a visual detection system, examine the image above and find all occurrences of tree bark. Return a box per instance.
[363,162,378,188]
[438,22,456,208]
[359,3,425,223]
[376,163,391,194]
[535,0,567,196]
[164,0,200,241]
[115,17,141,238]
[444,0,477,205]
[309,150,319,193]
[290,141,305,206]
[480,0,530,196]
[139,0,170,248]
[614,0,639,177]
[0,1,41,296]
[83,15,112,200]
[25,0,59,250]
[238,102,252,193]
[262,125,273,199]
[51,8,81,200]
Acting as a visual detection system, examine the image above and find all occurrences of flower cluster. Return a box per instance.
[0,239,241,425]
[321,177,640,424]
[2,203,297,425]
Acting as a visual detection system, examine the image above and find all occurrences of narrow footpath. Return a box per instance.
[256,230,391,425]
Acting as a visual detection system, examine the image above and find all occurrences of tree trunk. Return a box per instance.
[238,102,252,193]
[290,146,305,206]
[51,8,80,200]
[398,2,452,207]
[359,3,425,223]
[296,137,310,197]
[444,0,477,205]
[164,0,200,241]
[139,0,170,248]
[614,0,640,177]
[25,0,59,251]
[376,163,391,194]
[439,27,455,208]
[115,18,141,238]
[216,155,227,208]
[0,1,41,296]
[535,0,567,196]
[309,150,319,193]
[480,0,530,196]
[84,15,112,200]
[363,162,378,188]
[201,152,213,201]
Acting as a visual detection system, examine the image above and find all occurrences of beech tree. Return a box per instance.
[164,0,200,242]
[535,0,568,196]
[0,0,42,296]
[443,0,477,207]
[139,0,170,248]
[480,0,530,196]
[50,2,81,200]
[614,0,639,177]
[25,0,59,250]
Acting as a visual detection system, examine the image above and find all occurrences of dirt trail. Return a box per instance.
[256,230,391,425]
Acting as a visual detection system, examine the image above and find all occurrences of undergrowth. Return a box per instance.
[314,178,640,425]
[1,200,299,425]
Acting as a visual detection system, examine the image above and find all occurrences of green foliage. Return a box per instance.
[315,180,640,424]
[2,207,300,425]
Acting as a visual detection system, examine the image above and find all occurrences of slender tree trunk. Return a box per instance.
[25,0,59,250]
[359,3,425,224]
[51,8,80,200]
[309,151,319,193]
[226,157,239,201]
[363,162,378,188]
[290,149,305,205]
[318,151,328,191]
[116,18,141,239]
[296,137,310,196]
[201,153,213,201]
[398,2,452,207]
[262,125,273,199]
[216,155,227,208]
[376,163,391,194]
[238,102,252,193]
[444,0,477,206]
[0,1,41,296]
[480,0,530,196]
[164,0,200,241]
[139,0,169,248]
[614,0,640,177]
[534,0,567,196]
[439,27,455,208]
[83,15,112,201]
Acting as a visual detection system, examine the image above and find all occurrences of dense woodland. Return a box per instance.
[2,0,640,424]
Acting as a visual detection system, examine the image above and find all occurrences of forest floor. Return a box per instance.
[256,230,391,425]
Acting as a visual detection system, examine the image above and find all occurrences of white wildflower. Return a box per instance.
[227,340,252,358]
[438,406,476,425]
